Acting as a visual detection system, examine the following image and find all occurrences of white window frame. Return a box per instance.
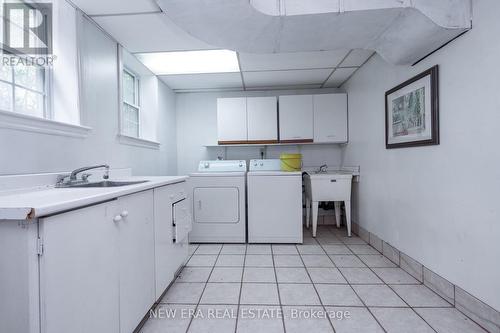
[117,46,159,149]
[0,3,91,139]
[0,60,50,118]
[121,67,141,138]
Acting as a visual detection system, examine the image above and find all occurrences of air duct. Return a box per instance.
[156,0,471,65]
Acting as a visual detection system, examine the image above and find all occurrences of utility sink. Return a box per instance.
[59,180,149,188]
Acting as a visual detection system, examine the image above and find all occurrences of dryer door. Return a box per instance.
[193,187,240,223]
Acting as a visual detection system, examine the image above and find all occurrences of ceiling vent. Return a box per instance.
[156,0,472,65]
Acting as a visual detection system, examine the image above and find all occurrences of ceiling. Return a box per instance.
[72,0,374,92]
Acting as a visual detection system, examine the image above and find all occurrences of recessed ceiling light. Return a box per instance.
[135,50,240,75]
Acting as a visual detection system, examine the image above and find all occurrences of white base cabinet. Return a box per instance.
[116,191,156,333]
[39,200,121,333]
[0,180,189,333]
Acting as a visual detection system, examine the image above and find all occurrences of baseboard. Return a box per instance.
[351,221,500,333]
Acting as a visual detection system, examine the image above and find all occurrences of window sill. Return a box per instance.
[0,110,91,138]
[117,134,160,150]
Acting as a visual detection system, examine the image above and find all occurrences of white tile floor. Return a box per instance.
[140,226,488,333]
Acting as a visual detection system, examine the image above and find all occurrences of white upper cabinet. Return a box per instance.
[247,96,278,142]
[279,95,314,142]
[313,93,348,143]
[217,97,247,143]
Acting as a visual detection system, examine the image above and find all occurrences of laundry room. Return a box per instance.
[1,1,499,333]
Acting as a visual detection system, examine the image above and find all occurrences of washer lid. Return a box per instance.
[247,171,302,176]
[190,171,246,177]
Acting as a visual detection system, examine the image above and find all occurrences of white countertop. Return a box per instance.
[0,176,188,220]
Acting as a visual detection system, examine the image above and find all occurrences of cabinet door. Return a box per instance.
[117,191,155,333]
[173,198,191,243]
[313,93,348,143]
[153,185,175,299]
[217,97,247,143]
[247,96,278,142]
[154,184,190,299]
[279,95,313,142]
[39,201,120,333]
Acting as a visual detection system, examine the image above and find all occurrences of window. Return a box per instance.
[0,63,48,118]
[122,69,140,138]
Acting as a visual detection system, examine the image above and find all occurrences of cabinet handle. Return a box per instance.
[198,200,202,210]
[120,210,129,217]
[113,215,122,222]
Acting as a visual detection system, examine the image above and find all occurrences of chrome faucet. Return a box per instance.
[316,164,328,173]
[56,164,109,187]
[69,164,109,181]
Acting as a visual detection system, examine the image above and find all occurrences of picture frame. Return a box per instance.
[385,65,439,149]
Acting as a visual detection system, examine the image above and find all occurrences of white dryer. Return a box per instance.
[247,159,303,243]
[188,160,246,243]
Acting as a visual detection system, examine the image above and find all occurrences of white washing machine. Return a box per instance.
[188,160,246,243]
[247,159,303,243]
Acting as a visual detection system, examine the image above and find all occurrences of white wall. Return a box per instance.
[0,16,177,176]
[341,0,500,311]
[176,89,345,175]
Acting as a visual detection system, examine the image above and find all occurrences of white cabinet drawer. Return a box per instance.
[159,182,187,203]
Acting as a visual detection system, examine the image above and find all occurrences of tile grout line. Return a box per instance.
[178,229,481,333]
[271,244,288,333]
[295,240,338,333]
[316,231,388,333]
[341,234,439,333]
[362,230,493,333]
[183,244,224,333]
[233,244,248,333]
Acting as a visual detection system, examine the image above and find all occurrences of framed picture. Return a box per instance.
[385,65,439,149]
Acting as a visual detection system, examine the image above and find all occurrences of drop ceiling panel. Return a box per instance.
[239,50,349,71]
[71,0,159,16]
[93,13,215,53]
[243,69,331,88]
[339,49,374,67]
[159,73,243,91]
[246,84,322,91]
[324,67,357,88]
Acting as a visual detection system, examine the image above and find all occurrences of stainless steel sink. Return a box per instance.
[59,180,149,188]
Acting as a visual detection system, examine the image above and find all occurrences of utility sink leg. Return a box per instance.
[312,201,319,237]
[334,201,341,228]
[345,200,352,237]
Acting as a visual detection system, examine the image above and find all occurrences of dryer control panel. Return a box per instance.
[198,160,247,172]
